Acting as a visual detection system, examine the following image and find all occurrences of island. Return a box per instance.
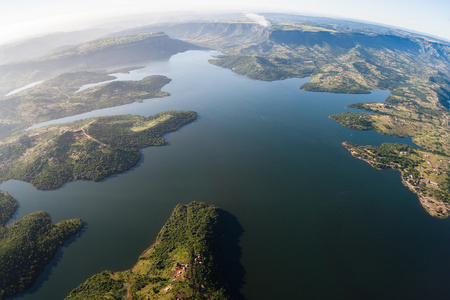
[0,110,197,190]
[0,191,83,299]
[66,202,232,300]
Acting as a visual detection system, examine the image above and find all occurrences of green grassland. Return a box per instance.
[0,70,171,140]
[0,191,82,299]
[66,202,230,300]
[0,111,197,190]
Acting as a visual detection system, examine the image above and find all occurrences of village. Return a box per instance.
[163,253,206,299]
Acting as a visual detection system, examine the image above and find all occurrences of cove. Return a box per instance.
[3,50,450,300]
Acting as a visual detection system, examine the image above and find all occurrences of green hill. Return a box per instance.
[66,202,232,300]
[0,110,197,190]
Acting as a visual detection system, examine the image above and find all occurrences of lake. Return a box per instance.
[4,50,450,300]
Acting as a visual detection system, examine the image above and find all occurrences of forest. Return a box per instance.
[0,191,82,299]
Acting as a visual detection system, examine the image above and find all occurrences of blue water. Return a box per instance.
[3,51,450,300]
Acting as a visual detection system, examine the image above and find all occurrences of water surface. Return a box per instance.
[4,51,450,300]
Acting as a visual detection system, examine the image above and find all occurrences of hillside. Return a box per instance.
[0,70,171,140]
[66,202,233,300]
[0,111,197,190]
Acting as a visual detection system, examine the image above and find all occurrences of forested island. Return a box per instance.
[0,191,82,299]
[0,110,197,190]
[66,202,232,300]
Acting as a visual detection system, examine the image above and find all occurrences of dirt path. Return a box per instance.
[79,121,107,147]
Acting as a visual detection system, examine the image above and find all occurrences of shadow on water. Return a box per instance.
[9,222,86,300]
[217,209,246,300]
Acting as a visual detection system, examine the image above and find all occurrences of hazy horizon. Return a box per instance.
[1,0,450,46]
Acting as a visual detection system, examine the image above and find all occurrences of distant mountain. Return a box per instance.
[109,22,270,53]
[0,28,118,65]
[0,32,200,96]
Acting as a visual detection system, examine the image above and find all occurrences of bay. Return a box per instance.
[3,50,450,300]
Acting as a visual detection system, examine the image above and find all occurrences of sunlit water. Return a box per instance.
[4,81,43,97]
[4,51,450,300]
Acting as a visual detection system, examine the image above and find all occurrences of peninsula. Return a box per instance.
[0,110,197,190]
[66,202,231,300]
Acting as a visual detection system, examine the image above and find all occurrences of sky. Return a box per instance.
[1,0,450,45]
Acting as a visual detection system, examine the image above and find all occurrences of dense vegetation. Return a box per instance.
[0,71,171,140]
[66,202,230,300]
[0,191,17,226]
[0,191,82,299]
[0,111,197,190]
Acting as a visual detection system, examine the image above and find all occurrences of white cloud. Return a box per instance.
[246,13,270,27]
